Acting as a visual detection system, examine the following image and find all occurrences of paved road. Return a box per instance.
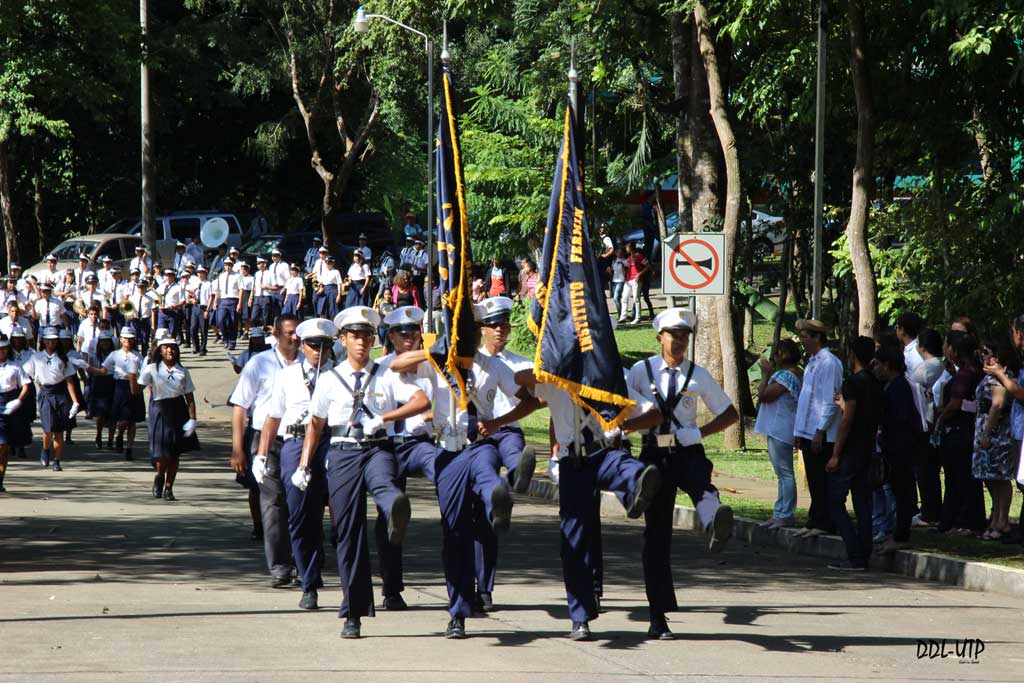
[2,353,1023,681]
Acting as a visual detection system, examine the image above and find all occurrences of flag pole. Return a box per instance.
[441,24,459,448]
[567,39,585,459]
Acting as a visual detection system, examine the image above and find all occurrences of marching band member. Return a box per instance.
[80,274,108,319]
[32,284,67,348]
[156,270,185,341]
[229,314,300,581]
[212,258,242,351]
[128,276,157,356]
[24,327,83,471]
[238,262,254,340]
[56,270,78,329]
[282,264,303,316]
[317,256,342,319]
[345,250,371,308]
[256,317,337,610]
[189,265,214,356]
[1,300,31,340]
[626,308,738,639]
[0,335,32,493]
[60,329,85,446]
[39,254,62,289]
[295,306,424,638]
[139,337,199,501]
[130,245,153,277]
[251,257,274,331]
[85,331,117,450]
[96,256,115,294]
[87,328,145,460]
[172,241,192,275]
[179,269,195,346]
[268,249,290,319]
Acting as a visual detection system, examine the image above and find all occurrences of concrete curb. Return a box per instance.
[525,477,1024,599]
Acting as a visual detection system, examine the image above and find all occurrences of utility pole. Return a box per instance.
[812,0,827,320]
[140,0,157,256]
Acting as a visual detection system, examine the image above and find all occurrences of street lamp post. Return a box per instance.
[354,7,435,331]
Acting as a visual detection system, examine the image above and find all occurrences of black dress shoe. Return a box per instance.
[647,615,674,640]
[511,446,536,494]
[445,616,466,639]
[153,474,165,498]
[382,594,408,611]
[595,595,604,613]
[708,505,734,553]
[270,575,293,588]
[94,438,103,450]
[162,487,175,501]
[626,465,661,519]
[341,618,361,639]
[299,590,319,610]
[490,483,512,534]
[570,621,592,641]
[387,493,411,545]
[477,592,495,613]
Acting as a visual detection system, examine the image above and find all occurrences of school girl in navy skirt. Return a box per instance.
[86,332,117,450]
[86,329,146,460]
[0,335,32,492]
[23,327,83,471]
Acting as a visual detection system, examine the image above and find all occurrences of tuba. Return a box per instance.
[119,299,136,319]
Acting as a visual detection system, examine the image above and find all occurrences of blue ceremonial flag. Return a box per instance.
[528,97,634,429]
[428,61,476,407]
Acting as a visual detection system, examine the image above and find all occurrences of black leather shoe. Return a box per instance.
[595,595,604,613]
[162,487,175,501]
[570,621,592,641]
[626,465,661,519]
[477,592,495,613]
[95,438,103,450]
[341,618,361,639]
[299,590,318,610]
[511,446,536,494]
[491,483,513,534]
[51,461,63,472]
[648,615,673,640]
[708,505,734,553]
[153,474,165,498]
[270,575,293,589]
[382,594,408,611]
[445,616,466,639]
[387,493,411,545]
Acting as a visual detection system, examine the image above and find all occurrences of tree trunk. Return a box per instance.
[772,235,793,348]
[33,166,45,260]
[0,138,19,269]
[695,1,744,449]
[846,0,878,336]
[671,11,692,230]
[689,19,723,394]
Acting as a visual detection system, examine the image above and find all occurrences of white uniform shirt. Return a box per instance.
[228,348,298,427]
[129,256,153,274]
[320,268,343,286]
[33,298,64,328]
[133,291,158,319]
[348,263,371,282]
[535,381,651,453]
[217,271,243,299]
[309,359,418,440]
[241,274,254,294]
[72,267,94,289]
[55,281,77,302]
[479,347,533,429]
[627,356,733,435]
[40,269,61,288]
[377,352,433,437]
[103,276,123,301]
[254,270,274,296]
[904,338,923,376]
[270,261,289,288]
[412,249,429,273]
[117,280,139,304]
[0,316,31,338]
[313,258,329,280]
[162,283,184,308]
[264,359,335,437]
[358,246,372,261]
[284,276,303,296]
[76,319,102,356]
[139,361,195,400]
[0,359,30,392]
[23,350,76,386]
[96,267,115,292]
[431,352,520,440]
[195,281,215,308]
[173,252,194,275]
[81,288,106,310]
[103,348,143,380]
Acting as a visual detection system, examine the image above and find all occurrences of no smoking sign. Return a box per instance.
[661,232,726,296]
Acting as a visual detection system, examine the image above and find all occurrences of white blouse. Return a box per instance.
[138,362,195,401]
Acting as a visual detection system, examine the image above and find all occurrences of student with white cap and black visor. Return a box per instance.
[255,317,338,611]
[625,307,738,639]
[295,305,427,639]
[24,326,83,471]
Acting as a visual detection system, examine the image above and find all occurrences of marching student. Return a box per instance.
[238,262,254,340]
[9,326,35,461]
[282,264,304,316]
[211,258,242,351]
[85,331,117,450]
[86,329,145,460]
[229,314,300,582]
[127,277,157,356]
[139,337,199,501]
[32,284,67,348]
[24,327,83,471]
[251,257,274,332]
[318,256,343,319]
[189,265,215,356]
[256,317,337,610]
[294,306,424,638]
[156,270,185,341]
[345,251,372,308]
[268,249,290,319]
[0,335,32,493]
[60,329,85,446]
[626,308,739,639]
[79,274,108,320]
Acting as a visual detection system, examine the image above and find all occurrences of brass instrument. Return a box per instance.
[304,271,322,293]
[119,299,136,319]
[73,298,88,317]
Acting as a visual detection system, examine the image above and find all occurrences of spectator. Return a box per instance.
[826,336,882,570]
[518,259,538,301]
[620,241,651,325]
[345,250,372,307]
[936,331,986,534]
[874,340,923,552]
[754,338,802,528]
[598,223,615,293]
[895,312,924,376]
[931,317,977,438]
[640,194,658,262]
[910,328,946,527]
[376,290,396,349]
[984,313,1024,545]
[472,278,487,304]
[402,211,422,239]
[488,256,506,297]
[390,272,421,309]
[974,336,1018,540]
[608,247,628,319]
[794,318,843,537]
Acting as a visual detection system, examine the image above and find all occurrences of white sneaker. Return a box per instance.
[630,318,641,325]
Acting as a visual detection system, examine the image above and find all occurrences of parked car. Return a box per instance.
[102,211,245,266]
[742,210,786,258]
[24,234,142,282]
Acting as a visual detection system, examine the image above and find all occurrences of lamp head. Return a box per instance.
[354,6,369,33]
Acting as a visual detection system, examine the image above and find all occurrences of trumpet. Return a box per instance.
[119,299,136,319]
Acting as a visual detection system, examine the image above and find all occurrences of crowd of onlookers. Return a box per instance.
[754,313,1024,570]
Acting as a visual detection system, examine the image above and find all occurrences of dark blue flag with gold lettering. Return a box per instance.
[528,97,634,429]
[428,61,476,407]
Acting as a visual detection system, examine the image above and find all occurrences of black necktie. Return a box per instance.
[662,367,678,434]
[351,371,365,421]
[466,370,479,442]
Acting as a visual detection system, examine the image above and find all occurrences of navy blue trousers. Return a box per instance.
[326,444,403,619]
[559,447,644,622]
[280,436,330,593]
[156,309,178,337]
[433,446,478,618]
[251,296,272,329]
[216,298,238,349]
[189,305,209,353]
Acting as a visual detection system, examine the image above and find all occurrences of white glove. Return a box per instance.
[68,402,80,419]
[252,455,267,485]
[361,414,384,436]
[70,357,89,370]
[676,426,703,447]
[226,352,238,365]
[3,398,22,415]
[182,418,197,437]
[291,466,311,491]
[602,427,623,443]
